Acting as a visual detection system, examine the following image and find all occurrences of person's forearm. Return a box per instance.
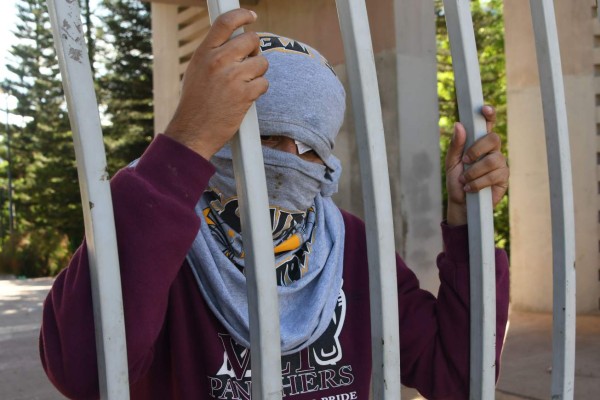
[398,223,509,399]
[39,134,215,398]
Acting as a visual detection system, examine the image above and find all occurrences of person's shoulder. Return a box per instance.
[338,208,366,238]
[338,208,362,225]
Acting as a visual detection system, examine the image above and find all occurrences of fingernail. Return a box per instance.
[458,175,466,184]
[462,155,470,164]
[464,184,470,192]
[250,10,257,19]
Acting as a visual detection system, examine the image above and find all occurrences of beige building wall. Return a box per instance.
[148,0,444,291]
[505,0,600,313]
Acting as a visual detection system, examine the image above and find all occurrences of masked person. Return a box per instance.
[40,10,509,400]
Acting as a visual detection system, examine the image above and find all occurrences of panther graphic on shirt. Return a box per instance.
[207,289,352,399]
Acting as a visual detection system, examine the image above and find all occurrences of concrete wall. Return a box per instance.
[505,0,600,313]
[393,0,442,293]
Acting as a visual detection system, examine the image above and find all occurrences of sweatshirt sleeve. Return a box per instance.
[398,222,509,399]
[39,134,215,399]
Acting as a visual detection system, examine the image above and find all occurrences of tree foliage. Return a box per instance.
[0,0,153,276]
[99,0,153,174]
[0,0,82,276]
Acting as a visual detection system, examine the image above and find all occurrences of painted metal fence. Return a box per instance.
[47,0,575,398]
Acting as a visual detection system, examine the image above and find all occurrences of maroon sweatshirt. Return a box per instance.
[39,134,509,400]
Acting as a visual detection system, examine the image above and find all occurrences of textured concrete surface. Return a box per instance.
[0,277,61,400]
[495,310,600,400]
[1,278,598,399]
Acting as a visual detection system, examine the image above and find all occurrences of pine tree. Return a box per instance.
[1,0,83,262]
[81,0,96,76]
[99,0,154,173]
[0,0,154,276]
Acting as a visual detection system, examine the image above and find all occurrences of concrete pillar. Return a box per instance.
[393,0,442,293]
[505,0,600,313]
[151,2,180,135]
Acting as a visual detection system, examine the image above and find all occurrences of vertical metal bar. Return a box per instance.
[442,1,497,399]
[46,0,130,399]
[529,1,577,399]
[205,2,282,399]
[335,1,401,399]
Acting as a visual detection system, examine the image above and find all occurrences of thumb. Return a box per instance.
[446,122,467,171]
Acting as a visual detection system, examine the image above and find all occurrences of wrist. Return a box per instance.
[447,201,468,226]
[164,123,217,161]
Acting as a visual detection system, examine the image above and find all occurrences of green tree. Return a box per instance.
[81,0,97,76]
[0,0,83,275]
[0,0,154,277]
[435,0,509,254]
[99,0,154,173]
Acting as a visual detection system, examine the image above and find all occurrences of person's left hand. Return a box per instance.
[445,105,509,226]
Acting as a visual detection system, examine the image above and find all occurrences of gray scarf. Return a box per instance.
[187,146,345,354]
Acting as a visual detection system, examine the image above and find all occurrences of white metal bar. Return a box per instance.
[334,2,401,399]
[442,1,497,399]
[529,1,577,399]
[46,0,130,399]
[205,1,282,399]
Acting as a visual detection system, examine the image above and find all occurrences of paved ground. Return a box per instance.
[495,310,600,399]
[1,277,598,399]
[0,277,61,400]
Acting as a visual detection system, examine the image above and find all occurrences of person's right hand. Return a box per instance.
[164,9,268,160]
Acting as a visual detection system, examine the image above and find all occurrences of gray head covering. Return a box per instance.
[256,33,346,171]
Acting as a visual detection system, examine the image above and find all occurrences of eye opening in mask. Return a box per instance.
[260,136,324,165]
